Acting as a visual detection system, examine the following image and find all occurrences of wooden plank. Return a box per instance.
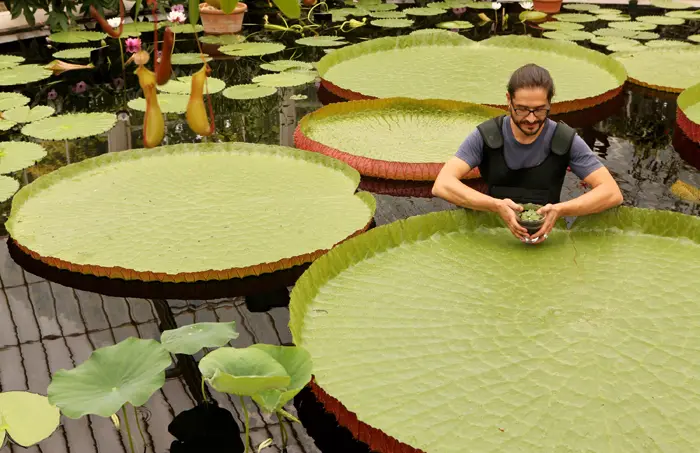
[4,286,40,344]
[27,281,62,338]
[0,346,26,390]
[102,296,132,326]
[0,289,19,347]
[73,290,109,331]
[0,245,25,288]
[49,283,84,336]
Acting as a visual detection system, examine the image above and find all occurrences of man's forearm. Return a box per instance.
[432,177,500,212]
[556,183,623,217]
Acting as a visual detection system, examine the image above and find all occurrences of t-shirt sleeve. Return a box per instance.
[455,129,484,169]
[569,135,603,180]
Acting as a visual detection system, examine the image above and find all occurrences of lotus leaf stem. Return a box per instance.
[201,377,209,404]
[240,396,250,453]
[279,415,288,448]
[132,405,146,451]
[122,405,135,453]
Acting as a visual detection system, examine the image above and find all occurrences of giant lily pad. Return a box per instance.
[2,105,55,123]
[367,3,398,10]
[316,34,626,114]
[219,42,285,57]
[665,10,700,19]
[0,141,47,174]
[222,84,278,99]
[0,65,52,86]
[252,72,316,87]
[0,92,29,111]
[48,30,107,43]
[635,31,661,39]
[0,176,19,202]
[119,22,159,37]
[598,13,631,21]
[0,392,60,447]
[613,47,700,92]
[645,39,693,48]
[593,27,639,37]
[6,143,375,282]
[296,97,503,180]
[289,207,700,453]
[199,347,291,396]
[543,30,595,41]
[160,321,239,355]
[21,112,116,140]
[158,76,226,95]
[47,337,172,418]
[249,345,312,412]
[436,20,474,29]
[167,23,203,33]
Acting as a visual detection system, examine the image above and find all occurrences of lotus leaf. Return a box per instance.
[551,12,598,22]
[671,180,700,203]
[289,207,700,453]
[222,84,278,99]
[166,23,203,33]
[0,92,29,111]
[645,39,693,47]
[249,345,312,412]
[462,1,494,9]
[6,142,375,281]
[403,7,445,16]
[689,34,700,42]
[637,14,685,24]
[370,10,407,18]
[436,20,475,29]
[170,53,213,65]
[371,18,416,27]
[47,337,171,418]
[665,10,700,19]
[219,42,286,56]
[592,7,621,14]
[128,93,189,113]
[367,3,398,10]
[48,30,107,43]
[0,65,52,86]
[158,76,226,94]
[613,47,700,92]
[0,55,24,71]
[271,0,300,19]
[199,34,246,45]
[538,21,584,30]
[563,3,600,11]
[543,30,594,41]
[598,13,631,20]
[252,72,316,87]
[2,105,55,123]
[519,11,547,22]
[53,47,99,59]
[650,0,693,8]
[198,347,291,396]
[0,392,60,447]
[296,36,348,47]
[609,20,657,30]
[21,112,116,140]
[634,31,661,39]
[260,60,314,72]
[160,321,239,355]
[0,176,18,202]
[0,141,47,174]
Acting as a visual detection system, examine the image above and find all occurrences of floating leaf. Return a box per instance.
[252,72,316,87]
[296,36,347,47]
[0,92,29,111]
[119,22,158,37]
[366,3,398,10]
[170,53,213,65]
[689,34,700,42]
[607,42,645,52]
[593,27,638,37]
[0,55,24,70]
[47,338,171,418]
[166,23,203,33]
[665,10,700,19]
[634,31,661,39]
[330,7,369,16]
[21,112,117,140]
[538,21,584,30]
[598,13,630,21]
[637,14,685,24]
[646,39,694,48]
[592,7,621,14]
[199,347,291,396]
[0,65,52,86]
[519,11,548,22]
[670,180,700,203]
[222,84,278,99]
[249,345,312,413]
[370,10,406,18]
[0,141,47,174]
[543,30,594,41]
[563,3,600,11]
[551,12,599,22]
[0,392,60,447]
[0,119,15,131]
[161,321,239,355]
[610,20,658,30]
[158,76,226,94]
[613,47,700,92]
[128,93,190,113]
[199,34,246,45]
[650,0,693,8]
[591,36,640,46]
[0,176,19,202]
[403,7,445,16]
[219,42,286,57]
[48,30,107,43]
[260,60,314,72]
[427,1,452,8]
[371,18,415,27]
[52,47,99,60]
[436,20,475,29]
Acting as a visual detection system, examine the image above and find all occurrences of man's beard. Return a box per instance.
[513,117,546,136]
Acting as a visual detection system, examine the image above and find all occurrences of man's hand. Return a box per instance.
[495,198,529,242]
[532,203,561,243]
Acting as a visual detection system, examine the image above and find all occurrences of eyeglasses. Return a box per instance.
[510,102,550,119]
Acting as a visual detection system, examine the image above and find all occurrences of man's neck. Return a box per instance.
[509,117,544,145]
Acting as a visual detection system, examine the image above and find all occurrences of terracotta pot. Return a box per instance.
[533,0,562,13]
[199,2,248,35]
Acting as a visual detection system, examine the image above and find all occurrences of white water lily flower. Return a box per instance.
[167,10,187,23]
[107,16,122,28]
[520,1,533,9]
[491,1,502,9]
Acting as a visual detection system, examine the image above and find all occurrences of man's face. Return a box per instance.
[506,87,550,136]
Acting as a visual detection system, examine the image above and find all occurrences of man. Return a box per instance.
[432,63,623,243]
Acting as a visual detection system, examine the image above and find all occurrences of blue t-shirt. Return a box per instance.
[456,117,603,181]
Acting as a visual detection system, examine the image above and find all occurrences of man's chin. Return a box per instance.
[519,122,542,135]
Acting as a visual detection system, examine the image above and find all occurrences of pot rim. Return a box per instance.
[199,2,248,14]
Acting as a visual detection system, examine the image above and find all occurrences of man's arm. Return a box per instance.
[556,166,623,217]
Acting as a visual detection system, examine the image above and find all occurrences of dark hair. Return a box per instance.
[507,64,555,102]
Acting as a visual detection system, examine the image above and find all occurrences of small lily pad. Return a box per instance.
[0,55,24,70]
[519,11,548,22]
[650,0,693,9]
[47,337,172,418]
[249,345,312,413]
[366,3,398,10]
[0,175,19,202]
[592,7,621,14]
[0,65,52,86]
[436,20,475,29]
[128,94,190,114]
[0,141,47,174]
[48,30,107,43]
[404,6,445,16]
[591,36,640,46]
[170,53,213,65]
[199,34,246,45]
[599,13,631,21]
[330,7,369,16]
[371,10,407,18]
[0,92,29,111]
[21,112,117,140]
[551,12,599,22]
[607,42,646,52]
[0,119,15,130]
[538,21,584,30]
[296,36,347,47]
[160,321,239,355]
[52,47,99,60]
[119,22,159,37]
[610,20,658,30]
[665,10,700,19]
[222,84,278,100]
[371,18,415,27]
[689,34,700,42]
[645,38,693,47]
[0,391,60,447]
[544,30,595,40]
[199,347,291,396]
[563,3,600,11]
[637,14,685,24]
[252,72,316,87]
[158,76,226,94]
[594,27,639,37]
[259,60,314,72]
[634,31,661,39]
[427,1,452,8]
[1,105,55,124]
[219,42,286,57]
[166,23,203,33]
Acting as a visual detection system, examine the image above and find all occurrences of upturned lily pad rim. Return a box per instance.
[7,142,376,283]
[296,97,501,180]
[288,206,700,453]
[676,82,700,142]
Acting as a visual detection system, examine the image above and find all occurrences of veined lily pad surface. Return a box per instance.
[6,143,375,282]
[317,34,626,113]
[296,97,503,180]
[0,142,47,174]
[289,207,700,453]
[613,47,700,92]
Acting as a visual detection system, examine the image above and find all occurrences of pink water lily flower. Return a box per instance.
[47,89,58,100]
[452,7,466,15]
[72,81,87,94]
[125,37,141,53]
[172,4,184,12]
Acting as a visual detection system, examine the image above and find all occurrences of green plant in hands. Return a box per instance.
[519,209,544,221]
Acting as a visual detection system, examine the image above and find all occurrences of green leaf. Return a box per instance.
[666,10,700,19]
[607,41,645,52]
[119,22,160,37]
[190,0,200,24]
[689,34,700,43]
[222,84,278,99]
[250,345,312,413]
[551,12,599,22]
[0,119,16,131]
[370,18,415,27]
[0,176,19,202]
[170,53,212,65]
[0,392,60,447]
[252,72,316,87]
[637,14,685,24]
[296,36,347,47]
[0,65,53,86]
[543,30,595,41]
[645,38,693,48]
[591,36,640,46]
[563,2,600,10]
[403,6,445,16]
[370,10,407,18]
[53,47,99,60]
[519,11,547,22]
[48,30,107,43]
[367,3,398,11]
[260,60,314,72]
[160,321,239,355]
[220,0,236,14]
[21,112,117,140]
[2,105,55,124]
[0,92,29,111]
[436,20,474,29]
[0,55,24,71]
[158,76,226,94]
[598,13,631,20]
[650,0,693,8]
[634,31,660,40]
[538,20,584,30]
[0,141,47,174]
[167,23,204,33]
[271,0,301,19]
[128,93,190,113]
[613,47,700,91]
[133,0,143,25]
[199,347,291,396]
[200,34,245,45]
[48,337,172,418]
[592,7,622,14]
[219,42,286,57]
[609,20,658,30]
[593,27,639,37]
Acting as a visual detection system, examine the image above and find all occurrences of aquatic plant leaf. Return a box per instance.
[160,321,239,355]
[21,112,116,140]
[665,10,700,19]
[410,28,458,36]
[0,119,15,130]
[563,2,600,11]
[598,13,630,20]
[158,76,226,94]
[436,20,474,29]
[366,3,398,10]
[637,14,685,24]
[47,337,171,418]
[128,93,189,113]
[591,36,639,46]
[592,7,621,14]
[461,0,494,9]
[296,36,347,47]
[371,18,415,27]
[271,0,301,19]
[689,34,700,42]
[252,72,316,87]
[370,10,407,18]
[222,84,278,99]
[249,345,312,413]
[538,20,584,30]
[288,207,700,453]
[260,60,314,72]
[170,53,213,65]
[593,27,639,37]
[650,0,693,8]
[0,392,60,447]
[52,47,99,60]
[0,176,19,202]
[551,12,598,22]
[543,30,594,41]
[296,97,501,179]
[48,30,107,43]
[0,65,52,86]
[613,47,700,92]
[403,7,445,16]
[609,20,657,30]
[519,11,547,22]
[0,55,24,71]
[330,7,369,17]
[6,142,375,281]
[0,92,29,111]
[166,23,203,33]
[607,42,645,52]
[199,34,245,45]
[219,42,286,56]
[634,31,660,39]
[427,1,452,8]
[199,347,291,396]
[645,39,693,48]
[0,141,47,174]
[119,22,158,37]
